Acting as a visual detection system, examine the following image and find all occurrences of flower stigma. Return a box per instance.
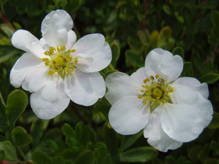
[42,46,78,78]
[138,74,174,112]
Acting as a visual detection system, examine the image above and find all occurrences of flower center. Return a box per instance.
[138,75,174,112]
[42,46,78,78]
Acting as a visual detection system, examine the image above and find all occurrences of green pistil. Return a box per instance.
[138,75,174,112]
[42,46,78,78]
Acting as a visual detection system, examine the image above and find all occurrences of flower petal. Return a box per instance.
[11,30,44,58]
[73,34,112,72]
[41,9,73,33]
[105,72,138,104]
[43,28,68,47]
[130,67,147,88]
[109,96,149,135]
[10,53,42,88]
[30,80,70,120]
[66,30,77,49]
[143,113,182,152]
[64,71,105,106]
[170,83,213,128]
[159,100,213,142]
[41,9,73,46]
[21,64,48,92]
[145,48,183,82]
[174,77,209,98]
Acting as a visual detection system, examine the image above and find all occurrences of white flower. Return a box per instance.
[106,48,213,152]
[10,9,112,120]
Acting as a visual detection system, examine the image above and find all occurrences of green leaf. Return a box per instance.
[0,24,14,37]
[32,151,52,164]
[209,11,219,45]
[5,89,28,126]
[51,156,73,164]
[162,4,171,15]
[93,143,113,164]
[11,126,32,146]
[120,146,158,163]
[0,98,7,132]
[62,123,79,148]
[120,132,142,151]
[182,62,194,76]
[31,120,49,147]
[125,49,144,68]
[0,51,16,64]
[204,158,219,164]
[172,46,184,56]
[75,150,95,164]
[200,72,219,84]
[209,112,219,129]
[0,140,17,160]
[75,123,96,146]
[110,40,120,66]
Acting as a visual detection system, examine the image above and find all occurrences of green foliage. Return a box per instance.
[209,113,219,129]
[11,127,32,146]
[5,89,28,126]
[0,140,17,160]
[120,147,158,163]
[200,73,219,84]
[0,0,218,163]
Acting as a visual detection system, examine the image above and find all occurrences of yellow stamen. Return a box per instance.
[138,74,174,112]
[42,46,77,78]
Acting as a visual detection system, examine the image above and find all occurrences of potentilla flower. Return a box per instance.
[106,48,213,152]
[10,9,112,119]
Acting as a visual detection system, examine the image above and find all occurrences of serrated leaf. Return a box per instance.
[11,126,32,146]
[5,89,28,126]
[120,146,157,163]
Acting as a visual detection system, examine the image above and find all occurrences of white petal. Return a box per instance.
[41,9,73,36]
[171,83,200,104]
[64,71,105,106]
[43,28,68,47]
[145,48,183,82]
[73,34,112,72]
[171,83,213,128]
[30,81,70,120]
[143,113,182,152]
[66,30,77,49]
[159,100,213,142]
[105,72,138,104]
[171,83,210,105]
[21,64,48,92]
[10,53,42,88]
[109,96,149,135]
[174,77,209,98]
[130,67,147,88]
[11,30,44,58]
